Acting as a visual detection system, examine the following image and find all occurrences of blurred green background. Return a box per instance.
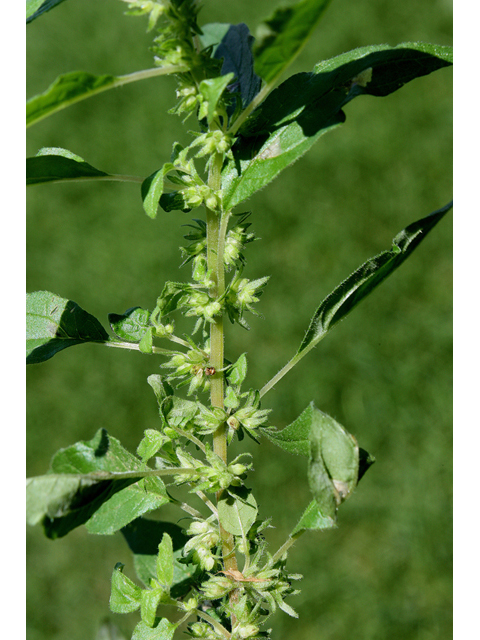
[26,1,452,639]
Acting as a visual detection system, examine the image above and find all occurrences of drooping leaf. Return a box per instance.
[121,518,198,596]
[223,43,452,209]
[28,428,170,538]
[26,291,109,364]
[109,307,152,343]
[27,0,69,23]
[254,0,333,84]
[264,403,375,534]
[217,486,258,536]
[296,202,453,357]
[27,71,117,127]
[27,147,110,185]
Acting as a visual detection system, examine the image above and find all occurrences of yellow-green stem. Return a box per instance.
[206,152,238,579]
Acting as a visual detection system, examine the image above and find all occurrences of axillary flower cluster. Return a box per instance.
[108,2,301,639]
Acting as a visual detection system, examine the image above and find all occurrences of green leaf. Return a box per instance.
[156,533,174,589]
[254,0,333,84]
[141,588,165,628]
[29,428,169,538]
[121,518,197,596]
[199,73,235,124]
[211,24,262,108]
[226,353,248,386]
[132,619,177,640]
[137,430,169,463]
[27,0,69,23]
[26,475,101,526]
[27,71,117,127]
[297,202,453,357]
[290,499,336,536]
[263,403,313,457]
[217,486,258,536]
[223,43,452,209]
[26,291,109,364]
[141,164,174,219]
[159,190,192,213]
[109,307,152,343]
[147,375,175,407]
[27,147,110,185]
[139,327,154,354]
[110,563,142,614]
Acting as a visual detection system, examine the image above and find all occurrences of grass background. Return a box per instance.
[26,1,452,639]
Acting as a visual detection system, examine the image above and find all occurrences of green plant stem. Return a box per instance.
[206,151,239,585]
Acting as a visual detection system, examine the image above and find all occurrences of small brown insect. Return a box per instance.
[204,366,216,376]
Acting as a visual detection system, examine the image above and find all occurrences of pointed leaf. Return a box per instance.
[27,148,110,185]
[156,533,174,589]
[141,164,173,219]
[27,71,117,127]
[223,43,452,209]
[254,0,332,83]
[27,0,69,23]
[263,403,313,456]
[297,202,452,356]
[26,291,109,364]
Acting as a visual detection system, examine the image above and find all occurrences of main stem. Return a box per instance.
[206,151,238,577]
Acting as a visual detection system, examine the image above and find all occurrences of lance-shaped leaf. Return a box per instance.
[27,0,69,23]
[254,0,333,84]
[27,148,111,185]
[26,428,170,539]
[260,202,452,397]
[141,164,174,219]
[223,42,452,210]
[296,202,453,357]
[26,291,109,364]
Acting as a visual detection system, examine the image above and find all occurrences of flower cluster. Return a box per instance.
[183,517,220,571]
[174,445,252,493]
[161,343,210,395]
[226,274,270,330]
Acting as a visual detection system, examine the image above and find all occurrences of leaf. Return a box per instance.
[141,164,174,219]
[156,533,174,589]
[132,619,177,640]
[290,499,336,536]
[223,43,452,210]
[109,307,152,343]
[27,0,69,23]
[28,428,169,538]
[199,73,235,124]
[226,353,248,386]
[26,291,109,364]
[27,147,110,185]
[217,486,258,536]
[297,202,453,357]
[121,518,197,596]
[110,563,142,614]
[265,403,375,534]
[27,70,118,127]
[212,23,262,108]
[147,375,175,407]
[254,0,333,84]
